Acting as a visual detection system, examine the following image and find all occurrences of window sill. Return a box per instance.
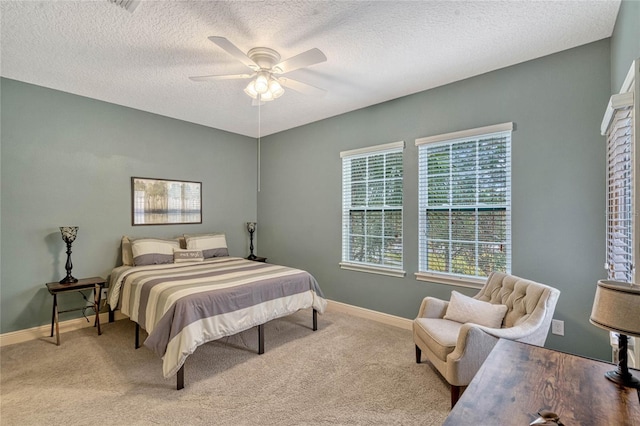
[339,262,406,278]
[415,272,485,289]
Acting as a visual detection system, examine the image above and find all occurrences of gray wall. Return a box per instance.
[610,0,640,92]
[258,40,612,360]
[0,78,257,333]
[2,7,638,362]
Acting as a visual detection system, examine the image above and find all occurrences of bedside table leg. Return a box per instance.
[54,294,60,346]
[94,283,102,336]
[50,294,56,337]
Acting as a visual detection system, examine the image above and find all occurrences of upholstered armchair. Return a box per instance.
[413,272,560,407]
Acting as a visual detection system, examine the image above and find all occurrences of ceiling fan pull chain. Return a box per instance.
[258,102,261,193]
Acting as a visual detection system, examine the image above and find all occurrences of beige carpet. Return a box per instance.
[1,310,449,425]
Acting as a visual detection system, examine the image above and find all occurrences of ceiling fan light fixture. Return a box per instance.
[254,72,269,94]
[269,79,284,99]
[244,80,258,98]
[190,37,326,105]
[260,90,274,102]
[243,74,285,102]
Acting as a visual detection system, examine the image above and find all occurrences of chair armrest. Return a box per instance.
[474,323,540,341]
[416,297,449,319]
[445,325,500,386]
[445,315,549,386]
[474,304,550,344]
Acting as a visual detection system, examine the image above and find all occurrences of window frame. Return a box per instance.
[340,140,406,277]
[601,59,638,283]
[415,123,513,288]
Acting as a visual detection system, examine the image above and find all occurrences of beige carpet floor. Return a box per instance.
[1,310,449,425]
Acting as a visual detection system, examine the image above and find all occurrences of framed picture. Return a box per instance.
[131,177,202,226]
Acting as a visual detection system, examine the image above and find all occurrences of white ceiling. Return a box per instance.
[1,0,621,138]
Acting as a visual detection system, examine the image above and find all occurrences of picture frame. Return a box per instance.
[131,177,202,226]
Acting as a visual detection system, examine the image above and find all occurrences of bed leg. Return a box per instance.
[313,309,318,331]
[135,322,140,349]
[258,324,264,355]
[109,309,115,323]
[177,365,184,390]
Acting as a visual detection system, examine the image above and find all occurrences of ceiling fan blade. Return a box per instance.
[279,77,327,97]
[272,48,327,74]
[207,36,259,71]
[189,73,254,82]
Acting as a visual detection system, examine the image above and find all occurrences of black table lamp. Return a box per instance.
[59,226,79,284]
[590,280,640,388]
[247,222,257,260]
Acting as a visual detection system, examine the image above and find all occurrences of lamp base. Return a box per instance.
[59,275,78,285]
[247,254,257,260]
[605,370,640,389]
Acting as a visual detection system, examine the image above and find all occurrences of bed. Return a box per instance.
[107,235,327,389]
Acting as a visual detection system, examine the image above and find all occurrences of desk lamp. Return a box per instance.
[590,280,640,388]
[59,226,79,284]
[246,222,257,260]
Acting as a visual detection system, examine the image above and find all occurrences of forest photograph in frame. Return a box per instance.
[131,177,202,225]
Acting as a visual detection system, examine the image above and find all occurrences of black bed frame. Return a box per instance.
[111,308,319,390]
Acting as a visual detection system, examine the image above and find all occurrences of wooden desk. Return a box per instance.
[444,339,640,425]
[46,277,106,345]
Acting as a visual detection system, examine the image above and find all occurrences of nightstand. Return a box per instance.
[246,256,267,263]
[45,276,106,346]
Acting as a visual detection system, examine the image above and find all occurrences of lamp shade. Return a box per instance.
[254,72,269,94]
[260,89,274,102]
[60,226,78,244]
[590,280,640,337]
[244,80,258,98]
[269,79,284,98]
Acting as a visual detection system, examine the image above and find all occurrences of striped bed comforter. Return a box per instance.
[108,257,327,378]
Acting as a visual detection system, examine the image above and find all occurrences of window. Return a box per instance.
[340,141,405,277]
[602,60,638,282]
[416,123,512,286]
[605,105,634,281]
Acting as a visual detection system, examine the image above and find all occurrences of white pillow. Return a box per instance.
[184,233,229,258]
[444,291,508,328]
[121,236,134,266]
[131,238,180,266]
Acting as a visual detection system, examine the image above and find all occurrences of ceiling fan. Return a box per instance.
[189,36,327,104]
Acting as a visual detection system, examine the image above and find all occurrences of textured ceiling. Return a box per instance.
[1,1,621,138]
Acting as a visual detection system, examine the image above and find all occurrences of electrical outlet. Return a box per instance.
[551,319,564,336]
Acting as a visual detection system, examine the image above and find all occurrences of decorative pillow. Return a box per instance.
[173,248,204,263]
[131,238,180,266]
[443,291,508,329]
[121,236,134,266]
[184,233,229,258]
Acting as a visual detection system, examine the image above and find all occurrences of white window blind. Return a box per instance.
[601,59,638,283]
[605,105,634,281]
[416,124,512,283]
[340,141,404,276]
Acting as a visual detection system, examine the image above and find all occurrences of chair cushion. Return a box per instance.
[444,291,508,328]
[414,318,463,362]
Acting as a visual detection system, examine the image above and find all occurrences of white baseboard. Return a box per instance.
[326,300,412,330]
[0,300,411,347]
[0,311,127,347]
